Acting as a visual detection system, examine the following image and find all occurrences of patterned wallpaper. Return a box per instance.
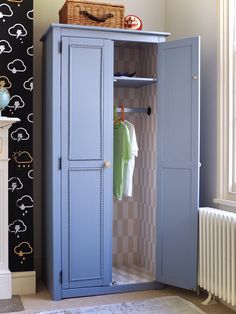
[113,44,157,276]
[0,0,33,271]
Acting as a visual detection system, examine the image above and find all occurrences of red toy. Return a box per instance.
[124,15,142,30]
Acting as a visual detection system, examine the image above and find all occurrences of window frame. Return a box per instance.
[216,0,236,203]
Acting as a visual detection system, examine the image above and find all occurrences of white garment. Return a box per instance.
[123,120,138,197]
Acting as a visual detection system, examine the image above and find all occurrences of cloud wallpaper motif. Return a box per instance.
[0,0,33,271]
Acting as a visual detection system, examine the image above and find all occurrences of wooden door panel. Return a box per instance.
[69,42,103,161]
[157,37,200,290]
[61,37,113,290]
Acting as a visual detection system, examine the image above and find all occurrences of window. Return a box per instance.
[232,0,236,191]
[216,0,236,204]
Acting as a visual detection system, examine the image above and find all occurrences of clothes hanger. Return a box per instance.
[119,104,125,122]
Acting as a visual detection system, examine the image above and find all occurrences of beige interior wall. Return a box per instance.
[34,0,219,279]
[165,0,218,207]
[33,0,166,278]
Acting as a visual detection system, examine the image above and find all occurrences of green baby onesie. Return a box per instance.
[113,122,132,200]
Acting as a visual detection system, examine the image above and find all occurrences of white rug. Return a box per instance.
[36,296,206,314]
[0,295,24,313]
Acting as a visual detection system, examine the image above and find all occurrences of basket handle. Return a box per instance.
[79,10,114,23]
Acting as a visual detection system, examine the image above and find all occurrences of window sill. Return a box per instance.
[213,198,236,212]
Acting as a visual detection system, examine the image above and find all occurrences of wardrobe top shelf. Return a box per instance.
[114,77,157,88]
[41,24,170,43]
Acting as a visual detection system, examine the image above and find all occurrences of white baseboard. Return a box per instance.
[0,271,11,299]
[12,271,36,295]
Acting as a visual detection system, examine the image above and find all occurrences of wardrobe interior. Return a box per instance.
[112,41,158,285]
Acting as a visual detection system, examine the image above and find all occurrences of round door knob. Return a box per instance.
[104,161,111,168]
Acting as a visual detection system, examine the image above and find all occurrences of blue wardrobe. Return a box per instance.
[41,24,200,300]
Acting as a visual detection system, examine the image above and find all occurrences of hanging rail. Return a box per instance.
[116,106,151,116]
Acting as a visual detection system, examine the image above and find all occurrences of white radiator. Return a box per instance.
[199,207,236,305]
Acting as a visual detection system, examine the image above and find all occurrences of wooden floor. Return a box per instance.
[11,280,235,314]
[112,265,153,284]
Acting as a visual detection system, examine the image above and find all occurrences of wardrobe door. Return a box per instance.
[60,37,113,290]
[157,37,200,290]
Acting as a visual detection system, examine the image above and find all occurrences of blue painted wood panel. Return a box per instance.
[157,37,200,290]
[42,27,63,301]
[162,45,192,162]
[69,40,103,160]
[61,37,113,290]
[69,168,103,287]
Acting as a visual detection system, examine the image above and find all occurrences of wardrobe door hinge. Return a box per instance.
[59,271,62,284]
[58,157,62,170]
[59,41,62,54]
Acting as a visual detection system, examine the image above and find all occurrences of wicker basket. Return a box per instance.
[59,0,124,28]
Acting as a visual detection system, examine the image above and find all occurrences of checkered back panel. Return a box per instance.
[113,44,157,276]
[114,44,141,77]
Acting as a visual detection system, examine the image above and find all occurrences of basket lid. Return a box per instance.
[63,0,124,8]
